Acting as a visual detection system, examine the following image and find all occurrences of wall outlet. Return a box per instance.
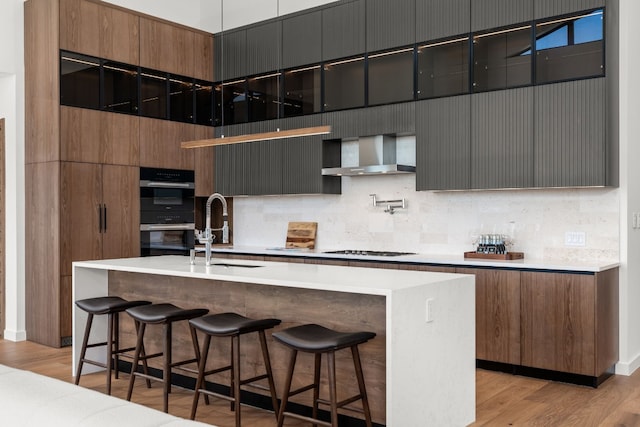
[425,298,434,323]
[564,231,586,247]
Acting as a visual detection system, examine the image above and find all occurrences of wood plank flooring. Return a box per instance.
[2,339,640,426]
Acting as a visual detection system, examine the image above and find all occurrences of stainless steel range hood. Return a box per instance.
[321,135,416,176]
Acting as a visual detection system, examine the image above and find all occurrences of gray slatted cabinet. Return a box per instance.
[214,29,247,81]
[214,118,341,196]
[471,87,534,189]
[471,0,533,32]
[282,11,322,69]
[534,78,606,187]
[322,103,415,140]
[246,21,281,76]
[416,0,470,42]
[415,96,471,191]
[366,0,415,52]
[534,0,604,20]
[322,0,366,61]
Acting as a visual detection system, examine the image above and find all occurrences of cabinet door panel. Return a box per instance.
[101,111,139,166]
[140,17,195,76]
[99,4,140,64]
[521,272,596,375]
[139,118,195,170]
[458,267,520,364]
[60,162,102,276]
[60,106,102,163]
[194,32,214,81]
[102,165,140,259]
[59,0,100,57]
[194,125,215,197]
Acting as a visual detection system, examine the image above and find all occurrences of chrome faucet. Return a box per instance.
[204,193,229,265]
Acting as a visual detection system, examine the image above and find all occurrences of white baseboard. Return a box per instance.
[615,352,640,376]
[3,329,26,342]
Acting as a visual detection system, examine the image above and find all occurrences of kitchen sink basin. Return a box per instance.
[209,263,262,268]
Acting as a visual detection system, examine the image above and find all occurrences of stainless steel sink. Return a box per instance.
[209,263,262,268]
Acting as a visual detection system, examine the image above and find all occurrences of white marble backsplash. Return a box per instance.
[231,174,620,262]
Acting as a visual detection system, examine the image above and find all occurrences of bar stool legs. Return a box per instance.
[273,324,376,427]
[189,313,281,427]
[125,303,209,413]
[74,297,151,395]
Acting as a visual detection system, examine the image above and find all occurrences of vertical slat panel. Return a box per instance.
[322,103,415,139]
[534,79,605,187]
[416,0,471,42]
[471,87,534,189]
[322,0,366,61]
[534,0,604,20]
[471,0,533,32]
[283,11,322,69]
[366,0,415,52]
[214,29,247,81]
[415,96,471,190]
[246,21,280,76]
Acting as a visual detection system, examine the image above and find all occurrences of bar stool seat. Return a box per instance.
[75,296,151,395]
[126,303,209,413]
[273,323,376,427]
[189,312,281,427]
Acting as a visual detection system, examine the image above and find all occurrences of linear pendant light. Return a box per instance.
[181,125,332,148]
[181,0,331,150]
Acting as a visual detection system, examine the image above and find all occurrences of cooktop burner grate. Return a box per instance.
[322,250,416,257]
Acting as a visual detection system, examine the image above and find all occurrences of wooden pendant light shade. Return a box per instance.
[181,125,332,148]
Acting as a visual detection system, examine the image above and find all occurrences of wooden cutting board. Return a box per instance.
[285,222,317,249]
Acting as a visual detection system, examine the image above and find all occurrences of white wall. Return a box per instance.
[103,0,337,33]
[0,0,26,341]
[616,0,640,375]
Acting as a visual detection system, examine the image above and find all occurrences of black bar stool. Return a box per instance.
[75,296,151,395]
[189,312,281,427]
[273,323,376,427]
[125,303,209,413]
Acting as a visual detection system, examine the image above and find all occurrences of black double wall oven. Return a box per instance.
[140,168,195,256]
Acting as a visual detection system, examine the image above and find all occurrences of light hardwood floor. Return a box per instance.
[1,339,640,426]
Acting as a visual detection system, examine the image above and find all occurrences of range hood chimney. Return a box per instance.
[322,135,416,176]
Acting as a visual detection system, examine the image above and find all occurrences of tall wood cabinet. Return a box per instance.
[25,0,214,347]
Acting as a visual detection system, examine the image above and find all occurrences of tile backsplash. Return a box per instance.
[232,174,620,262]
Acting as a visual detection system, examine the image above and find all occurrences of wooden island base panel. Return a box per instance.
[72,256,476,427]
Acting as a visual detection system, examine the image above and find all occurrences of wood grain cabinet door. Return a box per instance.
[139,118,195,170]
[458,267,521,364]
[101,165,140,259]
[59,0,100,57]
[521,272,596,376]
[60,162,103,276]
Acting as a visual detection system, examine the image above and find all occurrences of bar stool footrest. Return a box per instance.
[281,411,332,427]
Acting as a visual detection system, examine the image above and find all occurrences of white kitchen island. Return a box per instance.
[73,256,475,426]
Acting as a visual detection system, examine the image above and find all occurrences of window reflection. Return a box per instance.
[216,79,248,126]
[473,26,532,92]
[535,9,604,83]
[324,57,365,111]
[283,65,322,117]
[169,75,194,123]
[60,52,100,109]
[103,61,138,114]
[369,48,414,105]
[418,38,469,99]
[247,72,280,121]
[140,69,168,119]
[195,80,213,126]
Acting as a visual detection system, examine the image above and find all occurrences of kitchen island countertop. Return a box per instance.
[72,256,476,426]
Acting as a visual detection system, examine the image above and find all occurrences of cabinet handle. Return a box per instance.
[98,204,103,233]
[103,205,107,232]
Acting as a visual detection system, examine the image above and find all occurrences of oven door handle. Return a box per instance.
[140,180,195,189]
[140,223,195,231]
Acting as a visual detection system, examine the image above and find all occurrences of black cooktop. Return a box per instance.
[323,250,416,257]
